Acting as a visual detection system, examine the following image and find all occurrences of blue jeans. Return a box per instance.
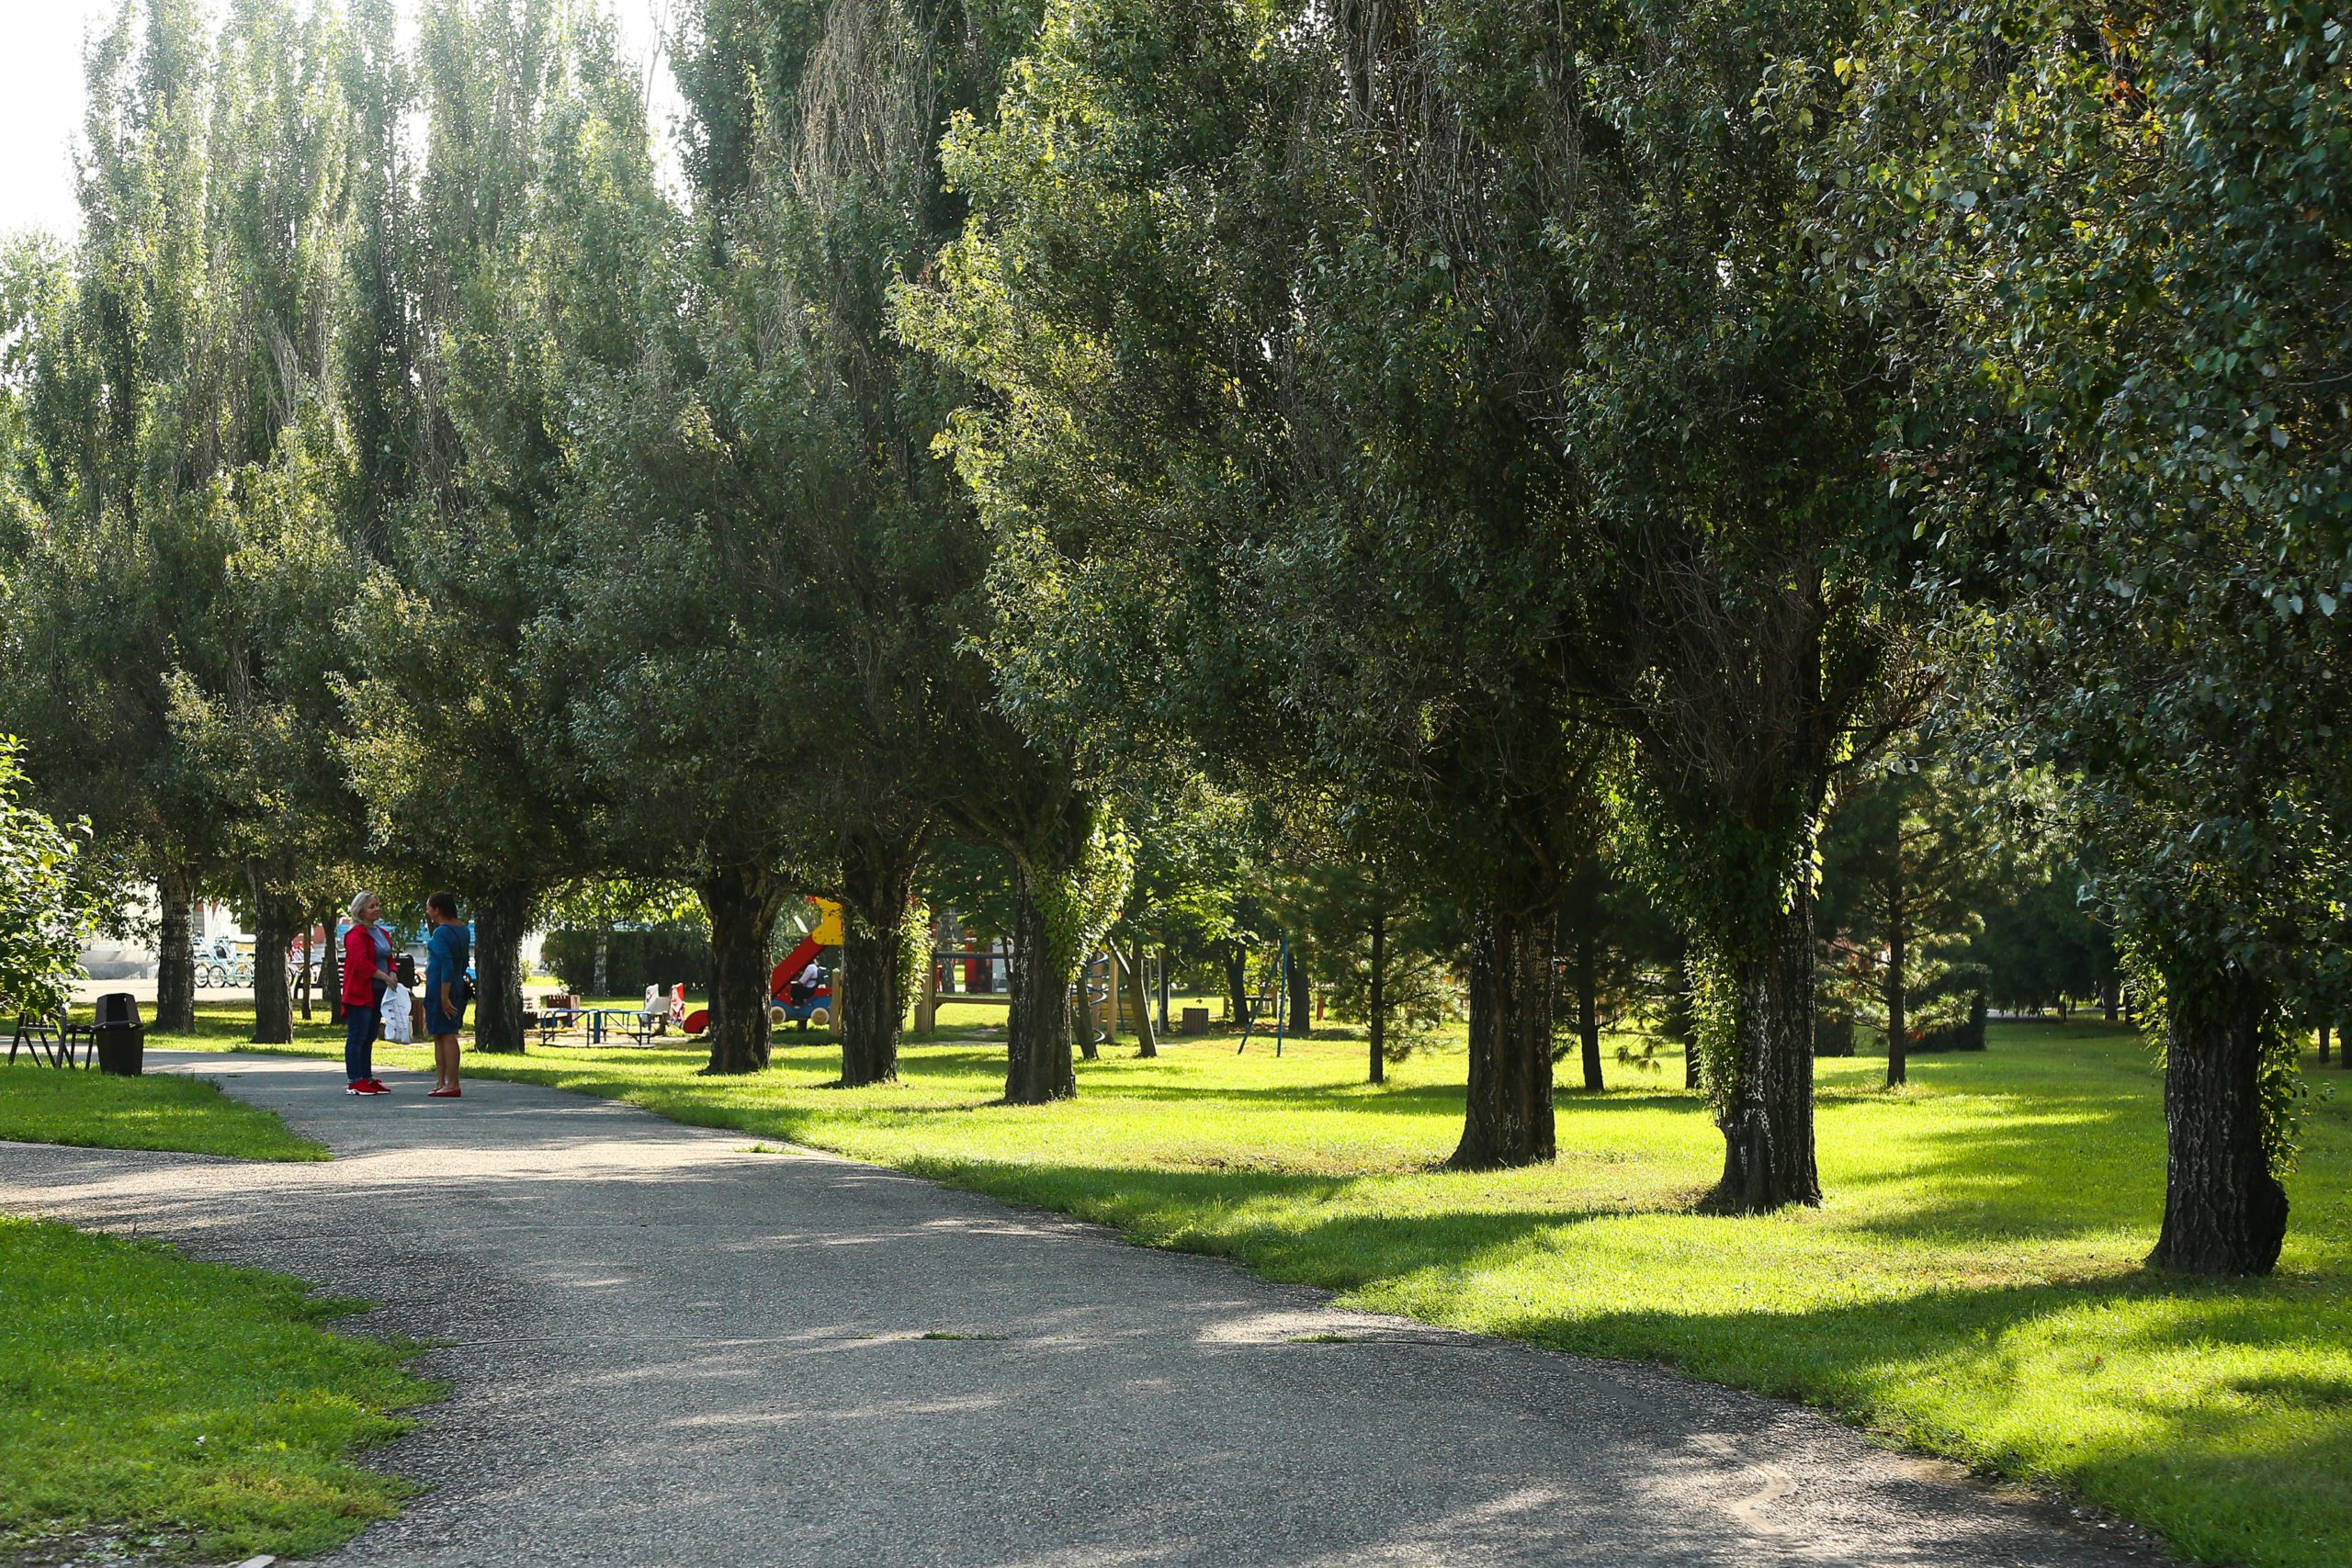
[345,984,382,1082]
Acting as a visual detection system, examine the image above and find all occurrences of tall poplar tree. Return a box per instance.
[0,0,227,1033]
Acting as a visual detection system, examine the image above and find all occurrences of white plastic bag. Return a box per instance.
[380,982,414,1044]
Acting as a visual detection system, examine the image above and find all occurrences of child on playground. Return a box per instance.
[425,891,470,1098]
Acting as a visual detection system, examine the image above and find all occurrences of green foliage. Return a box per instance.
[542,923,715,998]
[1826,0,2352,1156]
[0,740,100,1021]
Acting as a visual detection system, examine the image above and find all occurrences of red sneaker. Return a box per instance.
[346,1082,368,1095]
[362,1079,391,1094]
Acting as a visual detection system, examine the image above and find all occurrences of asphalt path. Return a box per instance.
[1,1052,2175,1567]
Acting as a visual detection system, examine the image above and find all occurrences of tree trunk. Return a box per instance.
[1222,941,1249,1026]
[1158,940,1171,1034]
[1368,908,1386,1085]
[154,863,198,1034]
[245,870,297,1045]
[473,881,534,1055]
[1005,876,1078,1103]
[1885,867,1908,1089]
[319,902,344,1025]
[2148,960,2288,1276]
[839,840,921,1087]
[838,908,909,1085]
[297,924,313,1021]
[1706,890,1821,1213]
[1112,937,1158,1058]
[2319,1023,2331,1066]
[1450,899,1557,1169]
[1286,940,1313,1039]
[592,923,611,997]
[698,863,787,1077]
[2101,976,2120,1023]
[1574,928,1602,1093]
[1096,947,1117,1048]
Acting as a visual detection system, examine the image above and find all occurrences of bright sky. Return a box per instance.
[0,0,679,243]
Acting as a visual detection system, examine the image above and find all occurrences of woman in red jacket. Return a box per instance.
[343,890,397,1095]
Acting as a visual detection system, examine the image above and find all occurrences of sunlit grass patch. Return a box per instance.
[0,1217,434,1561]
[0,1063,326,1161]
[157,1013,2352,1565]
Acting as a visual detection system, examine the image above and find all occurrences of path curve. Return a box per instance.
[1,1052,2171,1567]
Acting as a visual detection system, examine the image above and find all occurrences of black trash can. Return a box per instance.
[93,991,145,1076]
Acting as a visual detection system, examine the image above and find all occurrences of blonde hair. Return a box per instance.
[346,890,379,921]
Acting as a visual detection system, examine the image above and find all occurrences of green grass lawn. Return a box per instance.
[155,1007,2352,1566]
[1,1053,431,1560]
[0,1062,327,1160]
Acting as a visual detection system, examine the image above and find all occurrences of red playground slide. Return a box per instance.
[770,934,833,1025]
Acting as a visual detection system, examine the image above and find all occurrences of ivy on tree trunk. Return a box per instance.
[1005,876,1077,1104]
[839,837,922,1088]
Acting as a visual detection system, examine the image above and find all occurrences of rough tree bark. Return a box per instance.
[1451,898,1558,1169]
[245,870,297,1045]
[1005,875,1078,1103]
[698,863,787,1077]
[1706,890,1821,1213]
[1368,908,1386,1085]
[1222,941,1250,1025]
[153,862,198,1033]
[2148,961,2288,1275]
[472,881,534,1055]
[592,924,611,997]
[839,838,922,1088]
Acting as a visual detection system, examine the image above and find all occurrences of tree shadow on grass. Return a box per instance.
[1466,1277,2352,1568]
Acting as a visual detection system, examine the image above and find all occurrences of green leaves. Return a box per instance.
[0,738,102,1020]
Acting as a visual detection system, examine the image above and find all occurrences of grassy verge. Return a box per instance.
[159,1011,2352,1567]
[0,1063,326,1161]
[2,1045,430,1560]
[0,1218,428,1562]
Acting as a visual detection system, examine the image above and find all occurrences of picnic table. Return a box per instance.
[530,1007,667,1049]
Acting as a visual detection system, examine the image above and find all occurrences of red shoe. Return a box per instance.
[362,1079,391,1094]
[428,1088,461,1098]
[346,1082,368,1095]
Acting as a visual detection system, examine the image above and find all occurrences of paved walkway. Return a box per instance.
[1,1053,2169,1567]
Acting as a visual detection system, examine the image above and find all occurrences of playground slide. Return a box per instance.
[769,933,833,1027]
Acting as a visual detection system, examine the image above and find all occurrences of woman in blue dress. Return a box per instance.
[424,891,470,1098]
